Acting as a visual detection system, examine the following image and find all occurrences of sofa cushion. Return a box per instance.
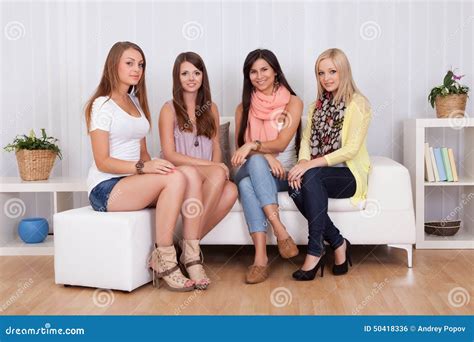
[219,121,232,174]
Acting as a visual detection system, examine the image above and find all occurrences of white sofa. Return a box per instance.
[54,117,416,292]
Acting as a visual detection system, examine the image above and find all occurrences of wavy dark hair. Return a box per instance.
[237,49,301,153]
[172,52,216,139]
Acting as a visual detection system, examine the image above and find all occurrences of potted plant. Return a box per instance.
[428,70,469,118]
[4,129,62,181]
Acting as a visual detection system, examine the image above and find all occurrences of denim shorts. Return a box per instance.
[89,177,125,212]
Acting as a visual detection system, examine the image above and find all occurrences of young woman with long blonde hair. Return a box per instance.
[288,48,372,281]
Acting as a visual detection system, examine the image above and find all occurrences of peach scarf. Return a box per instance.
[244,86,291,143]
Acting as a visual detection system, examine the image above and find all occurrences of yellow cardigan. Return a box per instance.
[299,93,372,205]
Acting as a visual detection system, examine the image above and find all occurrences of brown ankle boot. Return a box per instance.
[148,244,195,292]
[179,239,210,290]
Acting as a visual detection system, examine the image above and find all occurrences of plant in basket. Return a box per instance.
[3,129,62,181]
[428,69,469,118]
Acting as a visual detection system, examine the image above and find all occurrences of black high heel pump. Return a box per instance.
[332,238,352,276]
[292,251,327,281]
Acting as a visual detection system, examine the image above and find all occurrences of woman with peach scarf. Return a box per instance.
[231,49,303,284]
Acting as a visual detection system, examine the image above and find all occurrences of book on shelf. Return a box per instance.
[448,148,459,182]
[429,147,440,181]
[424,143,459,182]
[424,143,435,181]
[433,148,447,181]
[441,147,454,182]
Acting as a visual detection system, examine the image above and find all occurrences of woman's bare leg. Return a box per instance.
[177,166,203,240]
[179,165,227,238]
[106,171,186,246]
[262,204,290,241]
[200,180,238,238]
[251,232,268,266]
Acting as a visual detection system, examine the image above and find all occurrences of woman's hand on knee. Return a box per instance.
[143,159,175,175]
[264,154,285,180]
[288,160,310,181]
[289,177,302,191]
[216,162,230,180]
[231,142,255,167]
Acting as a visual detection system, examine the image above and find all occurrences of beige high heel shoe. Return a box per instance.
[179,239,211,290]
[148,244,195,292]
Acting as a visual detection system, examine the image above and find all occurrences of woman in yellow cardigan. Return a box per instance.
[287,48,372,281]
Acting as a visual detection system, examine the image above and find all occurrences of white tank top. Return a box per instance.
[275,123,297,171]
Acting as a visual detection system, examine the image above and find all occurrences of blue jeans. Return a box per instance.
[288,167,356,257]
[235,154,289,234]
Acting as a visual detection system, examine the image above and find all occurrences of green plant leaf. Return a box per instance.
[443,71,454,87]
[3,129,62,159]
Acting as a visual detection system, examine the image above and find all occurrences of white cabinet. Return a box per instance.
[0,177,87,255]
[403,118,474,249]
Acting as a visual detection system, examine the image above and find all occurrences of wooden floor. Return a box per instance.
[0,245,472,315]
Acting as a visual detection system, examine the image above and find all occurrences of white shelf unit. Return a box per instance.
[404,118,474,249]
[0,177,87,256]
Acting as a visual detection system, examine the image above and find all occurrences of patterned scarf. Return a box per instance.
[310,92,346,159]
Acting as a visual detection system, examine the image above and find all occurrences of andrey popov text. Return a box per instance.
[363,325,466,334]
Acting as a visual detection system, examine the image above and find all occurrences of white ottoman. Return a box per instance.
[54,206,155,292]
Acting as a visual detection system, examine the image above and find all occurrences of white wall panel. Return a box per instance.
[0,0,472,216]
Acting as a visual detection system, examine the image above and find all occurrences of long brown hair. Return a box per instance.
[237,49,301,153]
[172,52,216,139]
[85,41,151,132]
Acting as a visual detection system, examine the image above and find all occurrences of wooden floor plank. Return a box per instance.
[0,246,472,315]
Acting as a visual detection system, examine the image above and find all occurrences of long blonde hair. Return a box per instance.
[84,41,151,132]
[315,48,365,105]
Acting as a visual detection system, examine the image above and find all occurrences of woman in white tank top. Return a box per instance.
[85,42,195,292]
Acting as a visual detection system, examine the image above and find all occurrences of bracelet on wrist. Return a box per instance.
[253,140,262,151]
[135,159,145,175]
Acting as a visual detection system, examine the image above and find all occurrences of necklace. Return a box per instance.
[187,114,199,147]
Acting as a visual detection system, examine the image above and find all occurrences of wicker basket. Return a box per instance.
[435,94,467,118]
[424,220,461,236]
[15,150,57,181]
